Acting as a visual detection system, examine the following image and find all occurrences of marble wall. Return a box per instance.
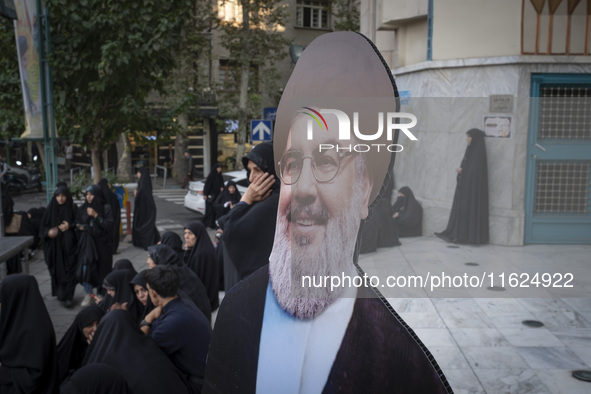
[391,56,591,245]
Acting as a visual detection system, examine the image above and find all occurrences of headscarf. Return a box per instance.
[0,275,58,393]
[82,185,105,218]
[57,305,105,383]
[60,363,130,394]
[101,270,140,321]
[42,184,76,229]
[184,221,219,310]
[129,269,154,321]
[113,259,137,274]
[160,231,184,261]
[242,142,279,191]
[82,310,189,394]
[136,167,153,195]
[150,244,212,321]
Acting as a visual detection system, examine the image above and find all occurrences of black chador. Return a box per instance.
[436,128,489,244]
[132,167,160,250]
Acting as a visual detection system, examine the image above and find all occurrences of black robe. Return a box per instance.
[213,181,241,221]
[436,129,489,244]
[82,310,189,394]
[184,221,219,310]
[202,165,224,228]
[100,270,142,323]
[60,363,130,394]
[98,178,121,254]
[57,305,105,384]
[393,186,423,237]
[203,267,452,394]
[113,259,137,274]
[132,167,160,249]
[160,231,184,262]
[223,142,279,280]
[41,185,78,302]
[76,185,113,289]
[0,275,58,393]
[149,244,212,322]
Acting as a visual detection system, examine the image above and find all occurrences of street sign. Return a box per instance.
[263,107,277,121]
[250,120,273,142]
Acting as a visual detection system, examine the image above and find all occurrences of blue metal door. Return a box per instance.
[525,74,591,244]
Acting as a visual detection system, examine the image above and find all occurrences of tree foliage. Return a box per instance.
[0,18,25,141]
[216,0,290,169]
[332,0,360,32]
[47,0,194,181]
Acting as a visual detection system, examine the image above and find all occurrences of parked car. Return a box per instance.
[184,170,249,215]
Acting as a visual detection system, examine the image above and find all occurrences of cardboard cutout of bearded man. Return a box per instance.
[203,32,452,394]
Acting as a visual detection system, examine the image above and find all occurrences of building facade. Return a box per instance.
[361,0,591,245]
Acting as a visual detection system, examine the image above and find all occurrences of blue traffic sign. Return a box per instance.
[250,120,273,141]
[263,107,277,121]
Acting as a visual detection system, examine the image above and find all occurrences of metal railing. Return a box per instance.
[152,165,168,189]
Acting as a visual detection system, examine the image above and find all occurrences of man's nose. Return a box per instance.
[294,158,317,205]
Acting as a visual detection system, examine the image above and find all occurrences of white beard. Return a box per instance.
[269,175,365,320]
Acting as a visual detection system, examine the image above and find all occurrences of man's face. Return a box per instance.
[269,114,372,319]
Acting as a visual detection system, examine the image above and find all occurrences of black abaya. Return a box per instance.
[202,164,224,228]
[0,275,58,393]
[76,185,113,290]
[160,231,184,262]
[436,129,489,244]
[41,185,78,302]
[60,363,130,394]
[223,142,279,279]
[57,305,105,383]
[184,221,219,310]
[82,310,189,394]
[393,186,423,237]
[149,244,212,321]
[213,180,241,221]
[98,178,121,254]
[132,167,160,249]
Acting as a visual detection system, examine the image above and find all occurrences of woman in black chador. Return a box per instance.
[214,180,241,221]
[202,163,224,228]
[77,185,114,304]
[392,186,423,237]
[0,275,59,393]
[41,184,78,308]
[132,167,160,249]
[435,128,489,244]
[98,178,121,254]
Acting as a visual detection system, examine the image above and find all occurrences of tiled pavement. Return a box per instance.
[28,235,591,393]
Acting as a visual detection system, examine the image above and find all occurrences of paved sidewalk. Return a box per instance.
[30,236,591,393]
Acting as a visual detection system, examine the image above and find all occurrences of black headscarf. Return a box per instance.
[392,186,423,237]
[82,310,189,394]
[224,142,279,279]
[0,275,58,393]
[57,305,105,383]
[113,259,137,274]
[132,167,160,249]
[81,185,105,218]
[60,363,130,394]
[160,231,184,261]
[129,269,154,322]
[101,270,141,322]
[437,128,489,244]
[184,221,219,310]
[203,164,224,198]
[150,244,212,321]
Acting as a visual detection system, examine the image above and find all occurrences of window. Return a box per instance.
[296,0,329,29]
[218,59,259,92]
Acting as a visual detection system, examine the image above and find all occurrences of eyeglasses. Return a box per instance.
[278,149,356,185]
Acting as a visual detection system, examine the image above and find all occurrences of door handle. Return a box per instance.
[535,143,546,152]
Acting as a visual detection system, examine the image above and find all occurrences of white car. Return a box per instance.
[184,170,249,215]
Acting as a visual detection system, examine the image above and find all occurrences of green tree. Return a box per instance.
[332,0,360,32]
[47,0,193,183]
[0,18,25,141]
[217,0,290,169]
